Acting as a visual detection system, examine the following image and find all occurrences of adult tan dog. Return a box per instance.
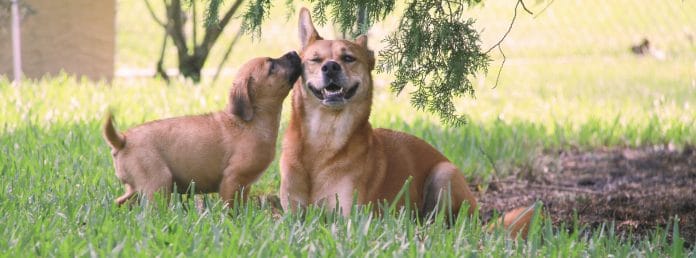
[103,52,301,207]
[280,8,533,235]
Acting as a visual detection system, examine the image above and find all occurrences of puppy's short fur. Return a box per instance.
[280,8,533,236]
[103,52,301,206]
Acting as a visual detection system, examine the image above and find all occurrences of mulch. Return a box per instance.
[477,145,696,247]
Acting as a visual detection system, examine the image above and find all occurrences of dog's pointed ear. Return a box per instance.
[299,7,322,49]
[355,34,368,48]
[229,77,254,122]
[365,49,376,71]
[355,35,375,71]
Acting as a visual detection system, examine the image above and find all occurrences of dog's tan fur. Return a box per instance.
[280,8,533,236]
[103,52,301,206]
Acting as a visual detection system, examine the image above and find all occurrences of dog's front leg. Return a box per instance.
[279,163,311,212]
[326,177,364,217]
[279,177,310,213]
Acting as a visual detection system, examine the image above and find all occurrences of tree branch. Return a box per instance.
[192,0,198,55]
[144,0,166,28]
[166,0,189,62]
[156,30,170,83]
[491,45,506,89]
[355,5,367,37]
[484,0,532,89]
[200,0,244,55]
[534,0,555,18]
[485,0,528,55]
[518,0,533,15]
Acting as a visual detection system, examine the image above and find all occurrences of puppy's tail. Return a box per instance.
[103,111,125,150]
[488,203,539,239]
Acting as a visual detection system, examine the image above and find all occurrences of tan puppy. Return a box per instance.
[103,52,301,207]
[280,8,533,236]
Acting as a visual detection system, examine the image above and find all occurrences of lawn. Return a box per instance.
[1,0,695,256]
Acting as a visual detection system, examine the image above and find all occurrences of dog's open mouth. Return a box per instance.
[308,82,358,106]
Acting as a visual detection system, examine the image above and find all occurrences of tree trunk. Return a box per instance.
[155,0,244,83]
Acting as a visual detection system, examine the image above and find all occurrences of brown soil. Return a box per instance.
[477,146,696,246]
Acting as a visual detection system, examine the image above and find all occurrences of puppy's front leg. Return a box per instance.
[219,165,256,208]
[219,175,250,208]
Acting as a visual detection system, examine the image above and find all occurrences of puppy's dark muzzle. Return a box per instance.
[280,51,302,85]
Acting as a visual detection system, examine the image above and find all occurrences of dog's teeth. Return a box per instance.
[323,87,343,96]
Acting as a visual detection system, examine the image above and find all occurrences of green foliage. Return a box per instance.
[241,0,272,38]
[203,0,222,27]
[379,0,488,126]
[307,0,395,37]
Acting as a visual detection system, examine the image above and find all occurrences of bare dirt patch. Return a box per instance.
[478,146,696,246]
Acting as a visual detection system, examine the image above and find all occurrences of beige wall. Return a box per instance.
[0,0,115,81]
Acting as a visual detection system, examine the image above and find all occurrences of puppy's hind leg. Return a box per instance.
[115,184,136,206]
[141,166,174,206]
[422,162,478,222]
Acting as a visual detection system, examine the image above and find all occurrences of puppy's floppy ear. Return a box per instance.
[229,77,254,121]
[299,7,322,49]
[355,35,375,71]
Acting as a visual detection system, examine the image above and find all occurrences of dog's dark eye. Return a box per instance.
[309,57,322,63]
[341,55,356,63]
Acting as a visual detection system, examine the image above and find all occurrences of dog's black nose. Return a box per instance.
[321,61,341,77]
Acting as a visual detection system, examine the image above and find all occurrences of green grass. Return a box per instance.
[0,123,688,256]
[2,0,696,256]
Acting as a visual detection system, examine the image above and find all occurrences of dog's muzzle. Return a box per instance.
[308,81,359,107]
[307,60,359,107]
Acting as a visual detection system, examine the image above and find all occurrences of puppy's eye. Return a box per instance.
[269,61,276,74]
[309,57,322,63]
